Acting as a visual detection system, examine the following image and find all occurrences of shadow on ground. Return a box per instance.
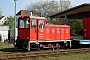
[0,47,26,52]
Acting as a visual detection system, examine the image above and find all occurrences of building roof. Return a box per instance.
[0,16,4,20]
[16,10,41,16]
[49,3,90,19]
[16,10,30,16]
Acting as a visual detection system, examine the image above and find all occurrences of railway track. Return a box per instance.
[0,48,90,60]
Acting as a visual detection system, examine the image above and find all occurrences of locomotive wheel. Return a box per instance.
[40,44,43,48]
[56,43,60,49]
[48,43,52,47]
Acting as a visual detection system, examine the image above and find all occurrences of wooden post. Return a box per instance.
[28,41,30,51]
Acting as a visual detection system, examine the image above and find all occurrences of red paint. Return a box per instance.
[45,25,70,41]
[50,27,55,40]
[18,28,29,40]
[45,27,51,40]
[83,17,90,39]
[18,16,70,43]
[38,19,45,41]
[55,27,60,40]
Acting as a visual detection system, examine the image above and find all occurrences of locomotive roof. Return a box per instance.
[30,16,46,19]
[16,15,46,20]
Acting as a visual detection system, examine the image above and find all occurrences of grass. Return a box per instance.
[0,41,15,51]
[0,41,13,49]
[37,53,90,60]
[0,41,90,60]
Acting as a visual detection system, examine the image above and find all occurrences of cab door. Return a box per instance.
[30,19,37,41]
[38,19,45,41]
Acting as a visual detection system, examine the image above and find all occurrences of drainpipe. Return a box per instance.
[64,13,67,24]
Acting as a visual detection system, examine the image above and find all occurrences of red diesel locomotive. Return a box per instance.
[15,16,71,51]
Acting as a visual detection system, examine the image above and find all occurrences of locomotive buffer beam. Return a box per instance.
[43,45,60,49]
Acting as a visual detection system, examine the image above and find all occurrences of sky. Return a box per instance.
[0,0,90,17]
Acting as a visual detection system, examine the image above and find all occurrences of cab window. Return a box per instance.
[38,20,44,29]
[31,20,36,28]
[19,18,30,28]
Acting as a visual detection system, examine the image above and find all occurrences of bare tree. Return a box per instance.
[26,0,71,24]
[59,0,71,11]
[0,8,2,17]
[26,0,59,18]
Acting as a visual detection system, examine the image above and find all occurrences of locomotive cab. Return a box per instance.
[15,16,46,49]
